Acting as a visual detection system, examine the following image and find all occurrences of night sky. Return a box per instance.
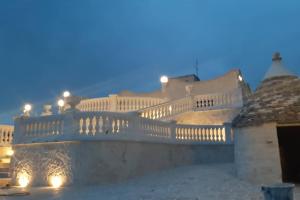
[0,0,299,124]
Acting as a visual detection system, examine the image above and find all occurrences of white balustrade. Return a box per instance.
[75,112,130,136]
[77,96,165,112]
[139,89,243,120]
[139,96,193,120]
[14,112,233,145]
[21,115,64,137]
[138,118,172,138]
[77,97,111,112]
[193,89,243,111]
[0,125,14,145]
[175,125,225,143]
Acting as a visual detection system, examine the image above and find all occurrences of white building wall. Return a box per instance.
[234,123,282,184]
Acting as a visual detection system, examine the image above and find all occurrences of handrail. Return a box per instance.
[138,89,243,120]
[139,96,193,120]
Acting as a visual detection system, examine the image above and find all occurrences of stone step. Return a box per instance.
[0,178,11,187]
[0,172,9,178]
[0,163,10,168]
[0,168,9,173]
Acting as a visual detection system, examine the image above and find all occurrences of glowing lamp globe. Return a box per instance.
[57,99,65,107]
[160,76,168,83]
[50,175,63,188]
[63,91,71,98]
[24,104,32,112]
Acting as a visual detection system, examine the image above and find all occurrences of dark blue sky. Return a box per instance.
[0,0,299,124]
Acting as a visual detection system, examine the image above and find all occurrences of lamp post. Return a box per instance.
[160,75,168,93]
[57,99,65,114]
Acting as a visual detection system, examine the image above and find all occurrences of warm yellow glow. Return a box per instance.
[63,91,71,98]
[238,75,243,82]
[49,175,63,188]
[18,174,30,188]
[160,75,168,83]
[57,99,65,107]
[6,149,14,156]
[24,104,32,112]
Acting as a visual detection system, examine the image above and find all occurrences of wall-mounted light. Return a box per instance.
[238,75,243,82]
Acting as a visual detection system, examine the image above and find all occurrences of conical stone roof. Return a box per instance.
[264,52,295,80]
[233,53,300,128]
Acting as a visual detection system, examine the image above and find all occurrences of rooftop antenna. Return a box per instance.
[194,59,199,78]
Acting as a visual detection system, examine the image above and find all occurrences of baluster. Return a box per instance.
[94,116,100,135]
[209,128,213,141]
[213,128,217,141]
[217,128,221,141]
[194,128,197,141]
[81,118,86,135]
[79,118,84,134]
[92,116,97,135]
[222,127,226,142]
[98,117,103,133]
[198,128,202,141]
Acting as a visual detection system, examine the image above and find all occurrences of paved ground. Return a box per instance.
[2,164,299,200]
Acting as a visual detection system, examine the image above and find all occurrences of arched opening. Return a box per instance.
[277,126,300,183]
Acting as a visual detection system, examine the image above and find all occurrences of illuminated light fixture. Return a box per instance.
[6,149,14,156]
[24,104,32,112]
[63,91,71,98]
[49,175,63,188]
[57,99,65,107]
[18,174,30,188]
[160,76,168,83]
[238,75,243,82]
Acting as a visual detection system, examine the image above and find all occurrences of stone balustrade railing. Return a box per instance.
[193,89,243,111]
[77,96,165,112]
[0,125,14,145]
[139,89,243,120]
[139,96,193,120]
[14,111,232,145]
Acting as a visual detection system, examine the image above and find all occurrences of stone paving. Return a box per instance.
[3,164,299,200]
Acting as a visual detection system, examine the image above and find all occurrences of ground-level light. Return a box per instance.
[49,175,63,188]
[18,174,30,188]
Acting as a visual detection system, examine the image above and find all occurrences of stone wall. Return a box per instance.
[176,109,240,125]
[234,123,282,184]
[11,141,233,186]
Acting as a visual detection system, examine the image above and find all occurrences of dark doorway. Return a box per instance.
[277,126,300,183]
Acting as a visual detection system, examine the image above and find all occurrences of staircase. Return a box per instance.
[138,89,244,121]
